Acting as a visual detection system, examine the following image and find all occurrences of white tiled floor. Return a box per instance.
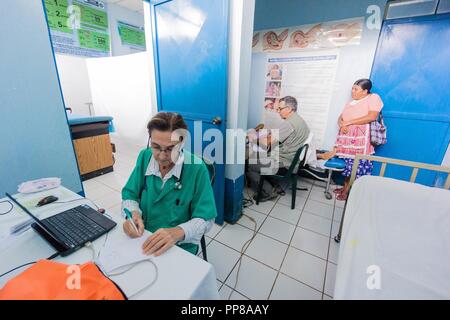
[258,216,296,244]
[245,233,288,270]
[281,246,327,292]
[269,273,322,300]
[82,136,343,301]
[225,255,278,300]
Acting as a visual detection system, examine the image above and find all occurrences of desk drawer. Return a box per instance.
[73,134,114,176]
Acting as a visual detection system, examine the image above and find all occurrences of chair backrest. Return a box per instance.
[302,132,315,164]
[284,143,310,177]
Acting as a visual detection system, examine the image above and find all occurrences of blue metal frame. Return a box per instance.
[148,0,230,120]
[146,0,230,224]
[369,12,450,186]
[41,0,85,197]
[148,0,167,112]
[370,11,450,78]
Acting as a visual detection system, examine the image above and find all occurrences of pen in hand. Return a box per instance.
[123,208,140,236]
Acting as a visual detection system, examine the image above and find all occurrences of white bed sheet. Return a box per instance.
[334,176,450,299]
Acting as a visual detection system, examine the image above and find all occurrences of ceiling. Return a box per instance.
[102,0,144,13]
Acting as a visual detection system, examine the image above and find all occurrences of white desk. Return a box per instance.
[0,187,219,300]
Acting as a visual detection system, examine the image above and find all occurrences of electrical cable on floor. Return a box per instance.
[228,213,258,299]
[0,200,14,215]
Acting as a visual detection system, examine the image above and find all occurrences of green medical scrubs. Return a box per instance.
[122,148,217,254]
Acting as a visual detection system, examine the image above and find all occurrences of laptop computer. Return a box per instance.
[6,193,117,257]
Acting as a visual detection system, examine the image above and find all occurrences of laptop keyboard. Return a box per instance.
[43,206,106,248]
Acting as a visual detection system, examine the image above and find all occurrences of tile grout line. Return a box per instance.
[213,233,333,274]
[276,270,324,296]
[302,209,342,223]
[267,184,310,299]
[237,211,334,263]
[220,283,252,300]
[219,195,281,300]
[313,180,337,300]
[321,199,339,297]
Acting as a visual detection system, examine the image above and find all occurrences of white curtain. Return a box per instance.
[86,52,153,145]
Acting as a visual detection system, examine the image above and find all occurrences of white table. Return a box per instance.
[0,186,219,299]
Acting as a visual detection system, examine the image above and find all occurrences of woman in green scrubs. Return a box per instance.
[121,112,217,256]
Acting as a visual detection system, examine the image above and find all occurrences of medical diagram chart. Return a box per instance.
[265,50,339,147]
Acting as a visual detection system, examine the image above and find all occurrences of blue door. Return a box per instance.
[149,0,229,224]
[370,14,450,186]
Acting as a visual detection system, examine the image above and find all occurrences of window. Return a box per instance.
[437,0,450,13]
[386,0,439,19]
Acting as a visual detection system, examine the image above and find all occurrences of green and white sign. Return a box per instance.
[118,21,146,50]
[44,0,110,57]
[78,29,110,51]
[44,0,72,33]
[75,0,108,31]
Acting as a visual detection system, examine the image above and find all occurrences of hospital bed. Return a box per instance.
[67,113,115,180]
[334,154,450,299]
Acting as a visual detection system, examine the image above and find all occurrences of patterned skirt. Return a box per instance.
[342,158,373,178]
[335,124,374,158]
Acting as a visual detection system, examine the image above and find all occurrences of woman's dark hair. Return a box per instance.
[147,112,188,138]
[354,79,372,93]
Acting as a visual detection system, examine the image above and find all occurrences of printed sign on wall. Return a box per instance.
[263,50,340,147]
[117,21,146,51]
[253,17,364,53]
[44,0,110,57]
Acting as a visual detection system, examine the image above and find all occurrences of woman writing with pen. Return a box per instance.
[121,112,217,256]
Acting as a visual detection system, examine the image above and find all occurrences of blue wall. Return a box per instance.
[370,14,450,186]
[0,0,83,195]
[254,0,386,30]
[250,0,388,149]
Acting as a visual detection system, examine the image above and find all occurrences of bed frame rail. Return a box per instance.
[349,154,450,189]
[335,154,450,243]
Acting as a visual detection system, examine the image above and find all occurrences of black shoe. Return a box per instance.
[275,184,286,196]
[253,192,278,203]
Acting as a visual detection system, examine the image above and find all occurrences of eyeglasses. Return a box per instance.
[151,143,179,154]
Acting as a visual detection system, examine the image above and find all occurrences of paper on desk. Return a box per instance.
[97,231,153,273]
[18,177,61,194]
[0,228,31,253]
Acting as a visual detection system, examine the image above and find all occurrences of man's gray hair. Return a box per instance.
[280,96,298,112]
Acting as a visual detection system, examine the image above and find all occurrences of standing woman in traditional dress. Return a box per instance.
[321,79,384,200]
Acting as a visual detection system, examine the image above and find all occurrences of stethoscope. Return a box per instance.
[174,180,182,190]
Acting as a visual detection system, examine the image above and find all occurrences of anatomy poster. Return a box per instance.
[253,17,363,53]
[264,50,339,147]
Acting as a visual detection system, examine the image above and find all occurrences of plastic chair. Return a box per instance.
[255,143,309,209]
